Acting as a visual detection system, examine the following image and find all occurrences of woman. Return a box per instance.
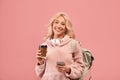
[35,12,85,80]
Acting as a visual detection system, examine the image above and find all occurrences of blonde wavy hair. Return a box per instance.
[44,12,75,40]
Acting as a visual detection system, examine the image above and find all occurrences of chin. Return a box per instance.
[57,33,63,35]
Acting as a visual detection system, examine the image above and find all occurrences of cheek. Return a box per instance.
[52,24,57,29]
[63,26,66,31]
[52,24,55,29]
[53,25,56,30]
[53,22,57,26]
[52,27,55,32]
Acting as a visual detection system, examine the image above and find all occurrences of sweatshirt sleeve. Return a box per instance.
[35,42,47,78]
[65,41,85,79]
[35,61,46,78]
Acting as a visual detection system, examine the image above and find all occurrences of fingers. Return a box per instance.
[37,56,45,65]
[36,50,46,65]
[37,56,46,59]
[37,50,41,53]
[36,50,46,61]
[36,50,42,57]
[37,58,45,65]
[56,65,71,73]
[56,65,67,73]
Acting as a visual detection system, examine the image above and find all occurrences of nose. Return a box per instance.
[57,24,62,29]
[57,23,61,26]
[56,23,61,28]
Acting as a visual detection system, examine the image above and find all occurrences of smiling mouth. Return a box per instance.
[55,28,63,32]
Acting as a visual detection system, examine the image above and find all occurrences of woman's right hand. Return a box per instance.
[36,50,45,65]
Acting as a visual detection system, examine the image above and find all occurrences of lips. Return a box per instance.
[55,27,63,32]
[56,29,61,32]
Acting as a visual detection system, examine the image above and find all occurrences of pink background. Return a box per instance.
[0,0,120,80]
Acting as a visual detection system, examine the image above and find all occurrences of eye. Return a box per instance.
[61,22,65,25]
[54,20,59,24]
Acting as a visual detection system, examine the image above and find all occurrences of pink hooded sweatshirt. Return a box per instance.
[35,35,85,80]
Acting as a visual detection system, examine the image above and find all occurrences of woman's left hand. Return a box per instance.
[56,65,71,74]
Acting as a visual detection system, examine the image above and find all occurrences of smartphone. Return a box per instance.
[57,61,65,66]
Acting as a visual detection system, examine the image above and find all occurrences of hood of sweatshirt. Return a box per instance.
[45,35,72,47]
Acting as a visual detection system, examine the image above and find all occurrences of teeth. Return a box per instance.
[56,28,61,31]
[56,30,60,32]
[55,27,63,32]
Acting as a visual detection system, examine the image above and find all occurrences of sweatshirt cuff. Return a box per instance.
[65,66,79,79]
[65,66,72,77]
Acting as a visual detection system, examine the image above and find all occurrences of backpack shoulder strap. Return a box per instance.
[71,39,94,80]
[71,39,76,53]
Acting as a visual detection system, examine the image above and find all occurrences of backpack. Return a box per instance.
[71,40,94,80]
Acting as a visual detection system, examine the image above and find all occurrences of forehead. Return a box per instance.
[55,16,65,22]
